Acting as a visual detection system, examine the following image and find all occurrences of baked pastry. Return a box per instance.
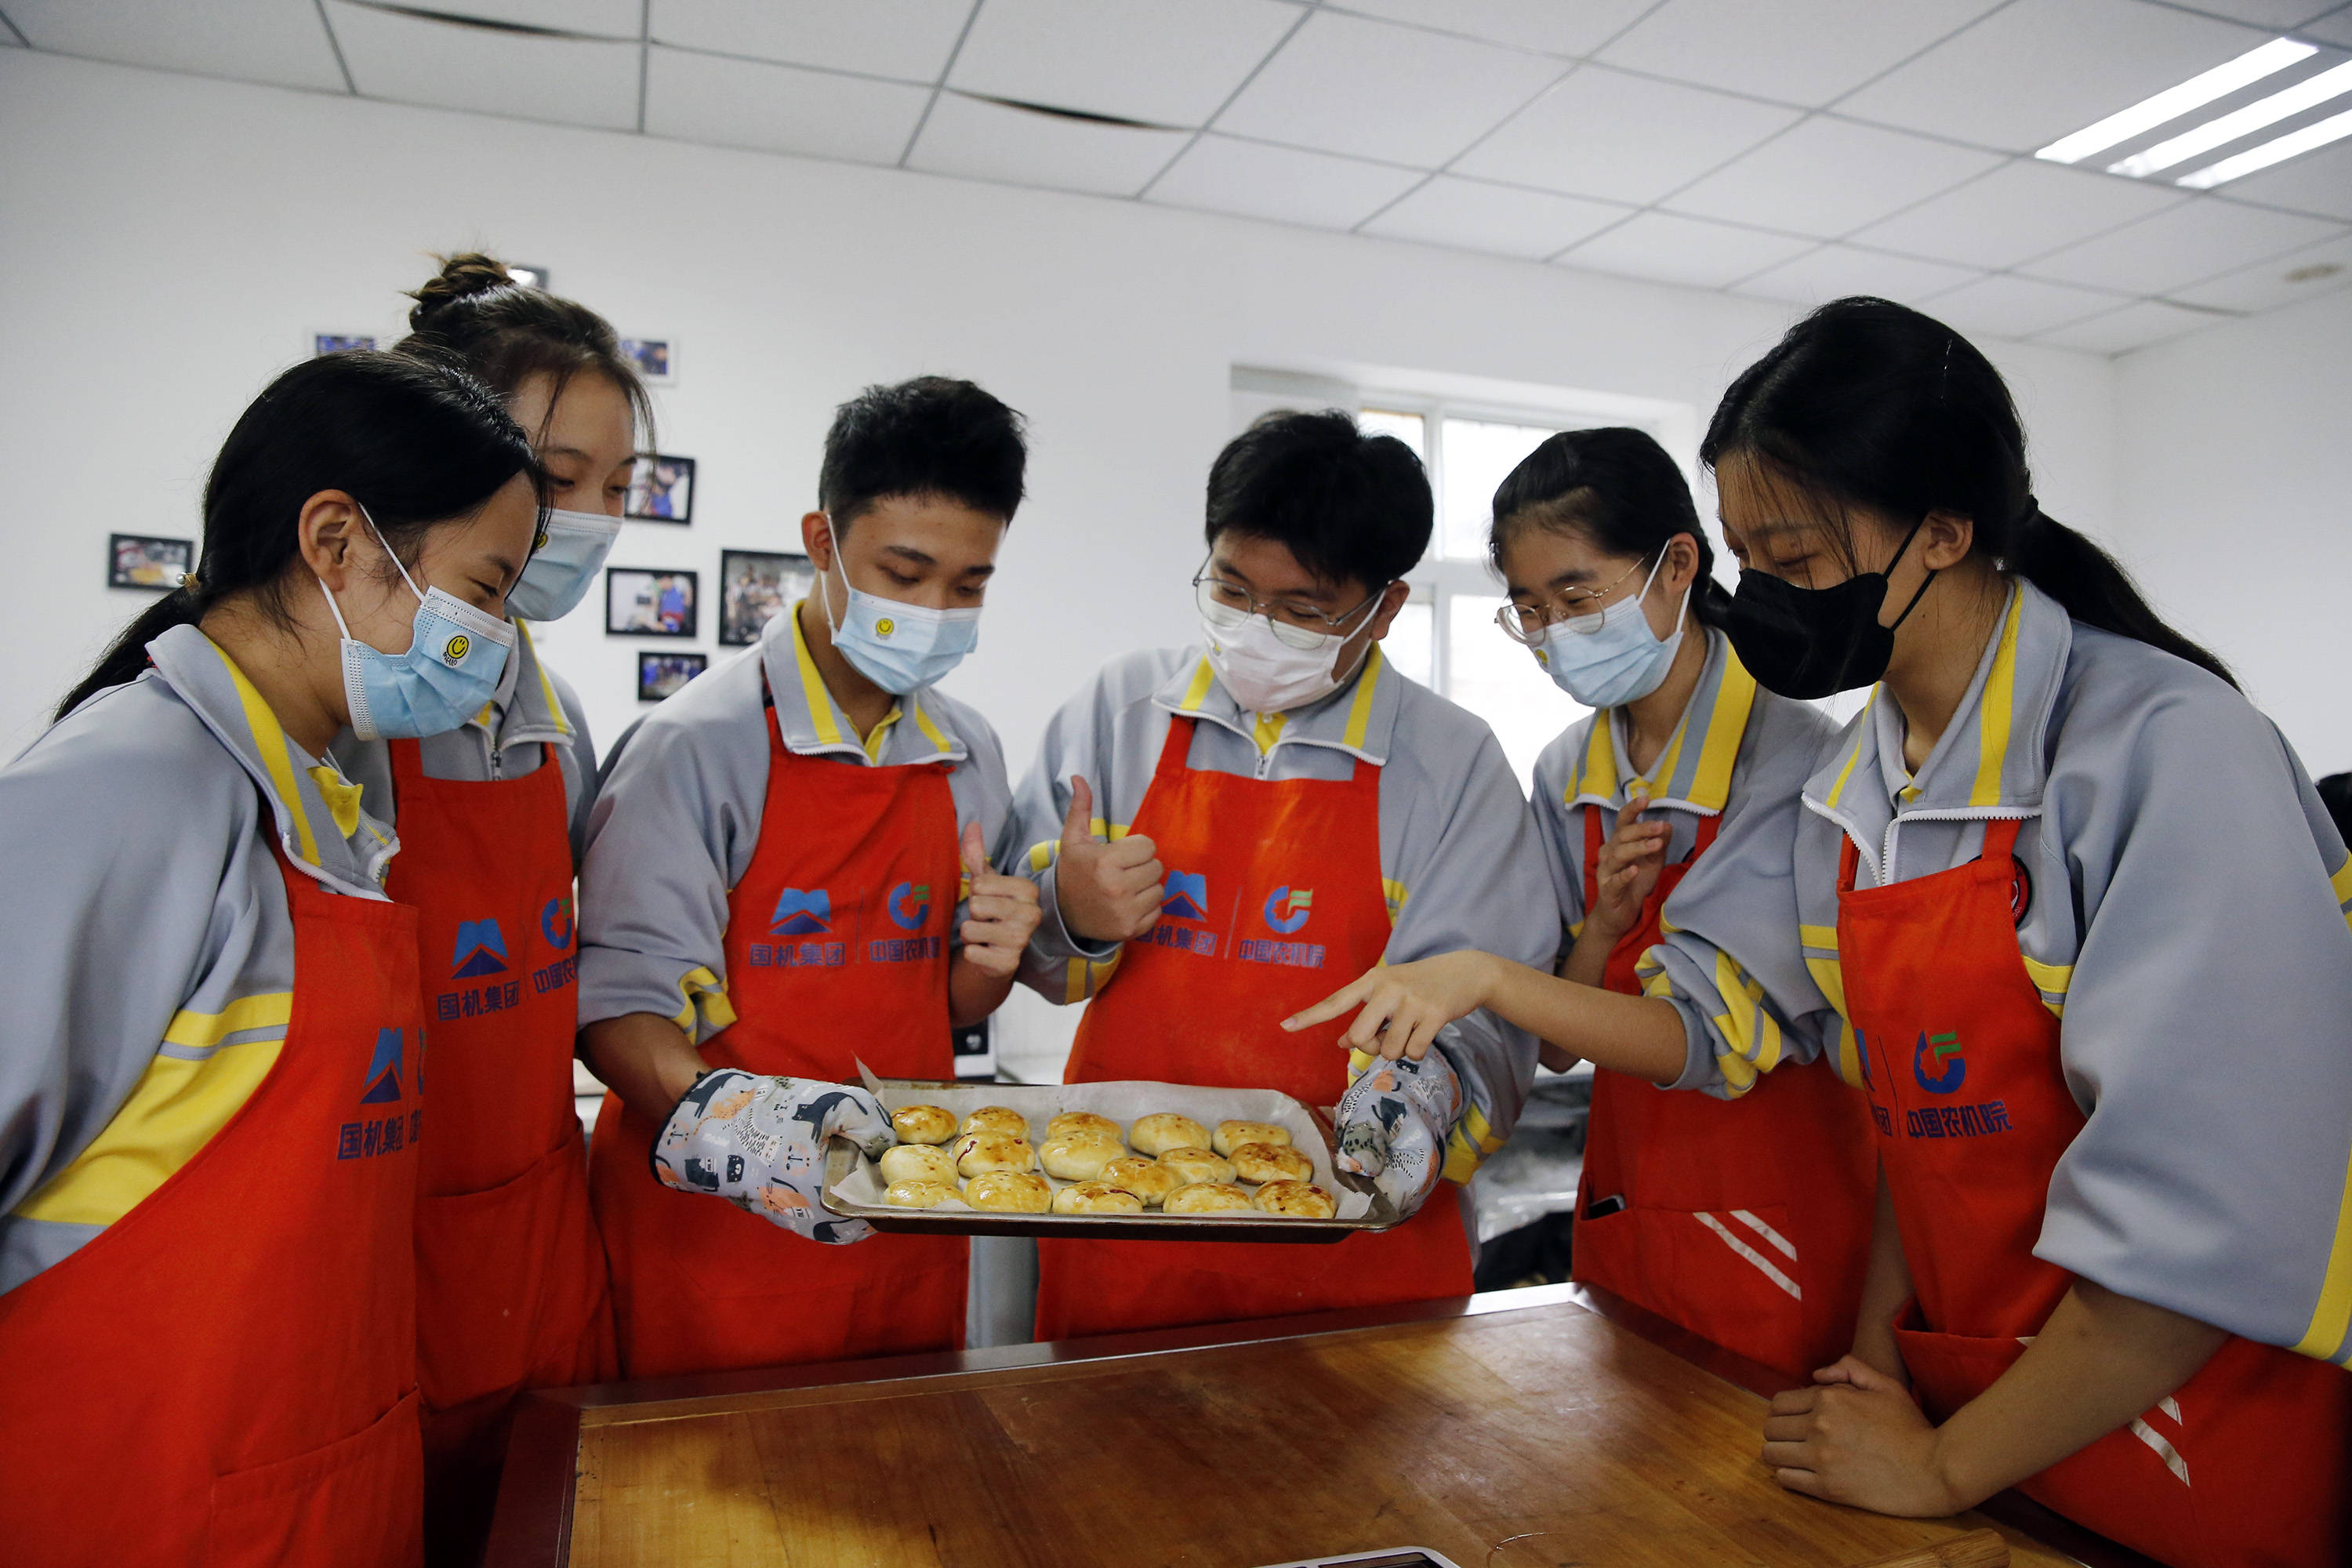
[878,1144,957,1186]
[1046,1110,1121,1143]
[1164,1181,1254,1215]
[964,1171,1053,1213]
[1098,1156,1184,1207]
[1038,1134,1124,1181]
[890,1104,957,1145]
[1213,1120,1291,1158]
[1156,1146,1236,1187]
[1254,1180,1337,1219]
[960,1105,1029,1139]
[956,1133,1036,1178]
[883,1178,955,1210]
[1051,1181,1144,1215]
[1131,1112,1210,1157]
[1229,1142,1313,1185]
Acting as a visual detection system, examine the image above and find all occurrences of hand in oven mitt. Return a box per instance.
[1332,1047,1464,1219]
[652,1068,895,1243]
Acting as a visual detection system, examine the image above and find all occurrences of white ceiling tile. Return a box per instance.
[649,0,971,81]
[1214,8,1564,165]
[403,1,643,34]
[2298,7,2352,45]
[948,0,1298,128]
[328,2,641,128]
[2165,228,2352,306]
[1146,134,1426,230]
[1598,0,2005,109]
[2172,1,2342,26]
[1335,0,1656,57]
[1838,0,2274,152]
[1358,175,1631,258]
[644,45,930,163]
[1922,273,2132,337]
[908,90,1192,196]
[1556,212,1820,289]
[1733,243,1984,307]
[8,0,348,91]
[1852,158,2190,267]
[2021,194,2346,290]
[1454,66,1802,205]
[2034,298,2223,351]
[2212,135,2352,219]
[1664,116,2005,237]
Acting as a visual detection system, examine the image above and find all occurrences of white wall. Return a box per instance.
[2113,289,2352,780]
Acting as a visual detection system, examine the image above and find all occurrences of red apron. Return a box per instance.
[589,692,967,1377]
[1839,818,2350,1568]
[0,839,426,1568]
[1572,808,1875,1379]
[1034,715,1475,1341]
[383,739,614,1563]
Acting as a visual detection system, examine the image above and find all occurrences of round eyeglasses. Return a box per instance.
[1494,552,1655,645]
[1192,565,1388,652]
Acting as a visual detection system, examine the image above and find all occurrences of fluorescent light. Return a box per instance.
[2177,103,2352,187]
[2035,38,2314,164]
[2110,59,2352,176]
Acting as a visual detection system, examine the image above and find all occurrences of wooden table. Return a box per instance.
[488,1283,2154,1568]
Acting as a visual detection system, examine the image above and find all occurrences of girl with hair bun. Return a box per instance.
[1496,426,1874,1384]
[328,253,648,1561]
[0,350,540,1565]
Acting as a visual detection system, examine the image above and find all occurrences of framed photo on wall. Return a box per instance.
[637,651,707,702]
[719,550,812,647]
[619,338,675,386]
[108,533,193,590]
[626,454,695,524]
[605,568,699,639]
[310,332,376,355]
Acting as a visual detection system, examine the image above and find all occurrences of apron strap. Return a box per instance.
[1150,713,1197,790]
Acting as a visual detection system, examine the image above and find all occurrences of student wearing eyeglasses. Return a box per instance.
[1007,409,1559,1340]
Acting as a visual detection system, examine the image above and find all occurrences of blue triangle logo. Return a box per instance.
[451,916,510,978]
[359,1027,405,1105]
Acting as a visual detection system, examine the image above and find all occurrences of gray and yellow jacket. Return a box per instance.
[1530,627,1835,1083]
[575,603,1013,1041]
[1009,644,1560,1181]
[0,625,403,1290]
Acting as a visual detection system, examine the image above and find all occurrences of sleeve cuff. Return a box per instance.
[1662,996,1720,1093]
[1033,862,1121,964]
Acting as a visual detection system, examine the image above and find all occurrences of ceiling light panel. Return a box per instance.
[2201,126,2352,212]
[1214,9,1566,167]
[2035,34,2314,162]
[2179,100,2352,182]
[648,0,973,82]
[2109,56,2352,175]
[949,0,1300,129]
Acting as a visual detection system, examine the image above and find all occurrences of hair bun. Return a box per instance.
[406,252,517,332]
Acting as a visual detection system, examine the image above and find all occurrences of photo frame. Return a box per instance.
[604,568,699,639]
[108,533,193,591]
[625,454,695,524]
[619,337,675,386]
[310,332,376,356]
[637,651,707,702]
[719,549,813,647]
[506,264,551,291]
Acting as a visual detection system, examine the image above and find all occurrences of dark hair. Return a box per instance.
[1205,410,1431,588]
[818,376,1028,531]
[397,252,654,445]
[1490,426,1730,631]
[58,351,538,719]
[1702,296,2232,686]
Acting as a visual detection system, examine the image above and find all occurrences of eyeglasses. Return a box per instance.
[1495,552,1654,645]
[1193,564,1388,651]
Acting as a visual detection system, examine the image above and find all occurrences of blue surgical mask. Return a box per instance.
[819,558,980,695]
[1531,552,1688,710]
[505,506,621,621]
[319,510,517,740]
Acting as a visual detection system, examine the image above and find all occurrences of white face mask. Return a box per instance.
[1199,598,1377,715]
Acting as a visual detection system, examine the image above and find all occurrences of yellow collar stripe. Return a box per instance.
[1251,710,1287,755]
[1686,651,1759,812]
[518,622,571,737]
[1824,688,1878,810]
[787,601,847,749]
[1178,657,1217,713]
[909,695,952,753]
[209,641,318,865]
[1969,586,2025,808]
[1341,645,1384,753]
[1573,709,1617,803]
[861,706,906,762]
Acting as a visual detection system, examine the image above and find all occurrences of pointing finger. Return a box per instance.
[1283,972,1374,1032]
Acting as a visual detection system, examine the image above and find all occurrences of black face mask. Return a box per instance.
[1723,519,1936,702]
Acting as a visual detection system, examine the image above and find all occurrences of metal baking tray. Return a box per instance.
[819,1073,1402,1244]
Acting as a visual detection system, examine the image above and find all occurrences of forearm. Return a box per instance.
[1560,918,1622,989]
[1929,1280,2228,1508]
[1850,1163,1911,1382]
[1478,955,1687,1083]
[949,955,1015,1029]
[582,1011,709,1122]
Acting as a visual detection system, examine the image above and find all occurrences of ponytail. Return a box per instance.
[64,583,212,719]
[2006,506,2233,686]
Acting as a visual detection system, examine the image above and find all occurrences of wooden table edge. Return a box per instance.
[484,1281,2155,1568]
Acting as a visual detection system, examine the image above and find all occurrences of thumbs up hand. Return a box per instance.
[1052,775,1164,946]
[956,820,1043,979]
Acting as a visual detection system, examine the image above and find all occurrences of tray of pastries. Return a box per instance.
[819,1073,1403,1243]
